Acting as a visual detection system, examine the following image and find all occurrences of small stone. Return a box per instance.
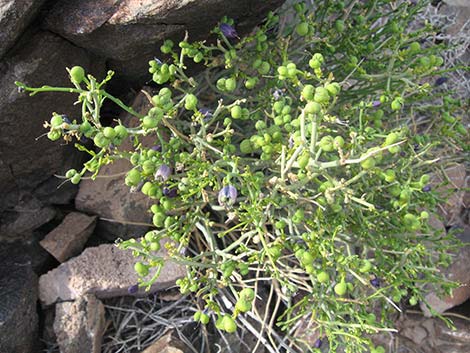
[141,331,188,353]
[39,242,186,306]
[40,212,97,262]
[54,294,105,353]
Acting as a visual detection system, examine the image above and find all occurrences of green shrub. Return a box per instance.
[17,0,468,352]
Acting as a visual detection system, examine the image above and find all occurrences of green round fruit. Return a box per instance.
[231,105,242,119]
[305,101,321,114]
[296,22,309,36]
[235,300,252,313]
[114,125,128,139]
[319,136,334,152]
[70,66,85,84]
[65,169,77,179]
[93,133,110,148]
[50,115,63,128]
[184,94,198,110]
[134,262,149,276]
[193,311,201,321]
[126,169,141,186]
[334,281,348,296]
[200,313,210,324]
[222,315,237,333]
[225,78,237,92]
[317,271,329,283]
[103,126,117,139]
[70,174,81,184]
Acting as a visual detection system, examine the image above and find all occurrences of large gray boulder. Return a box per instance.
[0,242,38,353]
[0,31,104,214]
[0,0,46,58]
[42,0,284,84]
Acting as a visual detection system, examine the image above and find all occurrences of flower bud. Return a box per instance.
[218,185,237,207]
[155,164,171,182]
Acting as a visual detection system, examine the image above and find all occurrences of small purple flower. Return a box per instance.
[61,115,71,124]
[289,135,294,149]
[370,277,380,288]
[218,185,237,207]
[435,77,448,86]
[80,136,88,143]
[220,23,238,39]
[163,187,178,198]
[422,185,432,192]
[273,89,283,100]
[372,100,381,107]
[151,145,162,152]
[313,338,322,348]
[155,164,171,182]
[128,284,139,294]
[199,108,213,118]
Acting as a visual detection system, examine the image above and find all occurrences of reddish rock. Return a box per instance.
[40,212,97,262]
[397,313,470,351]
[74,89,156,240]
[0,0,46,58]
[38,242,186,306]
[420,241,470,316]
[54,294,105,353]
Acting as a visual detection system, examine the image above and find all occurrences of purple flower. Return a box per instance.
[128,284,139,294]
[199,108,213,118]
[61,115,71,124]
[155,164,171,182]
[151,145,162,152]
[313,338,322,348]
[163,187,177,198]
[372,100,381,107]
[370,277,380,288]
[218,185,237,207]
[435,77,448,86]
[422,185,432,192]
[273,89,283,100]
[220,23,238,39]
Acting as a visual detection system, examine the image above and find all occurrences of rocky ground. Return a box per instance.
[0,1,469,353]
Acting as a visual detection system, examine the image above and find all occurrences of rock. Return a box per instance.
[431,164,466,226]
[443,0,470,7]
[141,331,188,353]
[0,243,38,353]
[75,89,156,240]
[397,312,470,352]
[0,0,46,58]
[40,212,97,262]
[39,242,186,306]
[420,238,470,316]
[42,0,284,85]
[54,294,105,353]
[0,192,56,241]
[0,30,104,213]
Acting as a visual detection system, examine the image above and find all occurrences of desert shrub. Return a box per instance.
[17,0,468,352]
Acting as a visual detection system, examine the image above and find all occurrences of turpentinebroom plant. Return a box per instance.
[17,0,468,352]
